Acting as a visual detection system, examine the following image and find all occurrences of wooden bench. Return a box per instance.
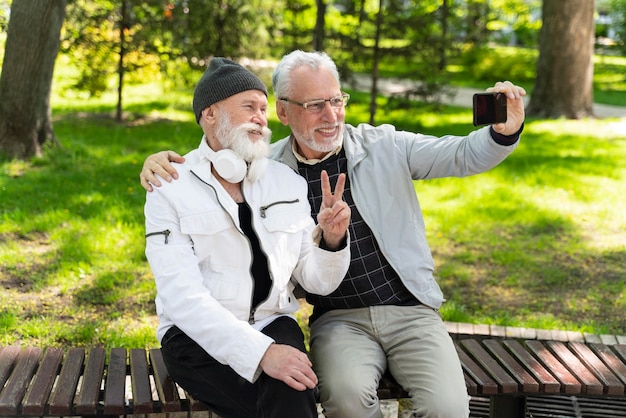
[1,338,626,417]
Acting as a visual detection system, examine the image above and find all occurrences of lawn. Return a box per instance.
[1,66,625,349]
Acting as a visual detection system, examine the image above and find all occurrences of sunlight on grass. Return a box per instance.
[2,73,626,348]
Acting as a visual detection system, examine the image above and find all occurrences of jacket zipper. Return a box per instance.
[189,170,274,325]
[259,199,299,218]
[145,229,171,244]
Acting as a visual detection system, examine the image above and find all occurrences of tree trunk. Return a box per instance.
[0,0,67,159]
[526,0,595,119]
[313,0,327,51]
[368,0,384,125]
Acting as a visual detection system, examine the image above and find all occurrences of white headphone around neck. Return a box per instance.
[205,146,247,183]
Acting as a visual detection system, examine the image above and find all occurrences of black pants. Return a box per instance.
[160,316,318,418]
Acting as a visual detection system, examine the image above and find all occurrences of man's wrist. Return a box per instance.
[319,232,348,251]
[490,123,524,146]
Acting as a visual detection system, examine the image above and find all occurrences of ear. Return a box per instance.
[275,101,290,126]
[201,106,218,125]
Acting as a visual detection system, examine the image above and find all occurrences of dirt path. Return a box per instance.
[346,74,626,119]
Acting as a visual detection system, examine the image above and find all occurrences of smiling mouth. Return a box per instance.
[318,126,338,135]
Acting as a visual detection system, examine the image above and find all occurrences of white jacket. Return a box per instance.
[145,139,349,383]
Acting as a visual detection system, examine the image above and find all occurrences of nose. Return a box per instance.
[251,110,267,126]
[320,101,338,121]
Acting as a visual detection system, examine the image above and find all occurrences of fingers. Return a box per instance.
[139,151,184,192]
[320,170,332,202]
[486,81,526,100]
[333,173,346,200]
[320,171,346,205]
[485,81,526,135]
[260,344,318,391]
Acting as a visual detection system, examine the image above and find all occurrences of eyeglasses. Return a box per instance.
[279,93,350,113]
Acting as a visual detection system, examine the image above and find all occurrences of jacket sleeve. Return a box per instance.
[290,217,350,296]
[145,186,273,383]
[403,125,520,180]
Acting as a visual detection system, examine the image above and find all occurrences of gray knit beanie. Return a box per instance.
[192,57,268,123]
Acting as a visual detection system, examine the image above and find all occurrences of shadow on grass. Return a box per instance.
[1,99,625,345]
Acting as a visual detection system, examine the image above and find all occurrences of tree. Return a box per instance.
[526,0,595,119]
[0,0,67,159]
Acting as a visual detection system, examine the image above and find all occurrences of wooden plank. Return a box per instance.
[0,347,42,416]
[464,372,479,396]
[377,371,408,399]
[525,340,581,394]
[22,347,64,416]
[103,348,127,415]
[185,390,209,412]
[75,347,106,415]
[482,339,539,393]
[455,341,498,395]
[149,348,183,412]
[612,345,626,364]
[0,346,21,388]
[502,340,560,394]
[460,339,518,394]
[48,347,85,416]
[130,348,154,413]
[590,343,626,386]
[546,341,603,395]
[568,342,624,396]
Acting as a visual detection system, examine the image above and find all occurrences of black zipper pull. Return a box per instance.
[259,199,300,218]
[145,229,171,244]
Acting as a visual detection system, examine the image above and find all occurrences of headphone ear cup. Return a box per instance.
[212,148,247,183]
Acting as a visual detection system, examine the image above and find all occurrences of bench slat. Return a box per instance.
[0,347,42,416]
[502,340,560,393]
[455,342,498,395]
[0,346,21,389]
[612,345,626,364]
[22,347,63,416]
[75,347,106,415]
[525,340,582,394]
[149,348,183,412]
[546,341,603,395]
[103,348,127,415]
[463,372,479,396]
[460,339,518,394]
[569,342,624,395]
[590,344,626,386]
[483,339,539,393]
[130,348,154,413]
[48,347,85,415]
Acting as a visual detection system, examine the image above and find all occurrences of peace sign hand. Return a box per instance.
[316,170,350,250]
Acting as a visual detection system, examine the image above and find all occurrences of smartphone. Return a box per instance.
[472,92,507,126]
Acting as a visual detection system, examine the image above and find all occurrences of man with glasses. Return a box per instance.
[141,50,526,418]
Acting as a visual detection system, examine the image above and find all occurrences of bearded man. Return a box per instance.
[143,57,351,418]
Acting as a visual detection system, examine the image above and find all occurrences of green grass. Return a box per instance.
[1,62,625,349]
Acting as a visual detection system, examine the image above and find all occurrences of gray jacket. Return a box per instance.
[270,123,519,309]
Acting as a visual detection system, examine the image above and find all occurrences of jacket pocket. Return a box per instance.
[259,199,312,233]
[180,210,232,235]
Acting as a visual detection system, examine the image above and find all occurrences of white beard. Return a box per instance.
[214,111,272,182]
[296,124,344,154]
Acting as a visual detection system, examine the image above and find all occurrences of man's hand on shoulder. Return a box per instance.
[140,151,185,192]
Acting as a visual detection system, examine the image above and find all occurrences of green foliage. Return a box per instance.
[607,0,626,55]
[459,45,537,85]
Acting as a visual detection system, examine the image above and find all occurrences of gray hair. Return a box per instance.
[272,50,341,98]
